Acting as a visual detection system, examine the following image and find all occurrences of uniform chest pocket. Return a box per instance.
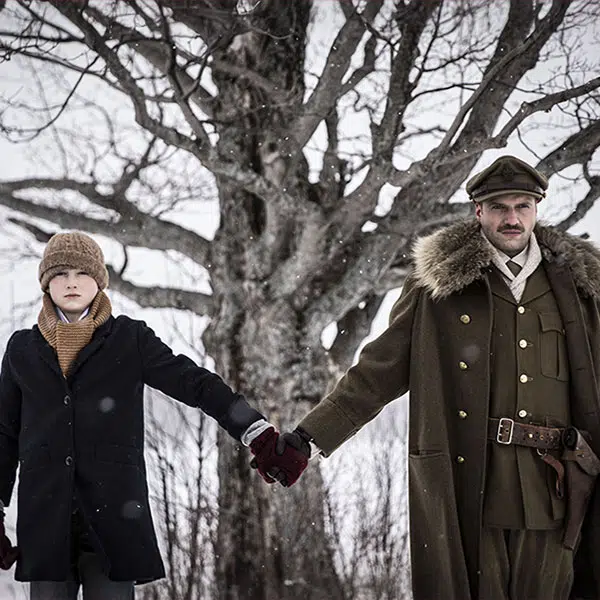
[538,312,569,382]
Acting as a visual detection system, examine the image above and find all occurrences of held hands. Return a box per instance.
[250,427,310,487]
[0,513,18,570]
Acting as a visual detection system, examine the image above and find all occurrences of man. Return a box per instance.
[252,156,600,599]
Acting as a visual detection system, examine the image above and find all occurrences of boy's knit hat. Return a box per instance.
[38,232,109,291]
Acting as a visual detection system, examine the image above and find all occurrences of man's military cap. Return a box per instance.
[466,155,548,203]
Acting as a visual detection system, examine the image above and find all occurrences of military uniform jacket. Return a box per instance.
[0,315,264,583]
[299,220,600,600]
[483,263,570,529]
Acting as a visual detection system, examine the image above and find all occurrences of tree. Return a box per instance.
[0,0,599,598]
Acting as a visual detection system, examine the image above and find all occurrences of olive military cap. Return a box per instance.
[466,155,548,203]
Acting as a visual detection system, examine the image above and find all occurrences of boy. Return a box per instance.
[0,231,305,599]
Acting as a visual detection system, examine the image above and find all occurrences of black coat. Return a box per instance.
[0,315,264,583]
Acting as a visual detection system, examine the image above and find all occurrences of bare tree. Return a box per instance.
[140,390,218,600]
[324,406,411,600]
[0,1,599,598]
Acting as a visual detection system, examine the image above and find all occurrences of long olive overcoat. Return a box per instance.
[0,314,263,583]
[299,220,600,599]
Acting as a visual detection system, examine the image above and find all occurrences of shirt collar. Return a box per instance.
[495,244,529,268]
[480,229,530,268]
[56,306,90,323]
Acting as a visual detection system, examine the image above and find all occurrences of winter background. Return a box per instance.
[0,0,599,598]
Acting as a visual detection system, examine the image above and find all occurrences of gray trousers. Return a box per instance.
[30,508,134,600]
[479,527,574,600]
[30,551,134,600]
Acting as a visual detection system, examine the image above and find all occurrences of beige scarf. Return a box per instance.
[489,232,542,302]
[482,231,543,303]
[37,291,113,376]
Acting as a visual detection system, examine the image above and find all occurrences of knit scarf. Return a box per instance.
[37,291,112,377]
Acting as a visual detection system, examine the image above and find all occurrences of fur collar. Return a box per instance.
[412,219,600,300]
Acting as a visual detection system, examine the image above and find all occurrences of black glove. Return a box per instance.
[250,427,311,487]
[276,429,311,458]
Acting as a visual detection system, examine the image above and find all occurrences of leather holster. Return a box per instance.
[562,427,600,550]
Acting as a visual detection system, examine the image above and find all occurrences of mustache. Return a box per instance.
[498,225,524,233]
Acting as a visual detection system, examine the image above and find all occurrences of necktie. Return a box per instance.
[506,260,522,277]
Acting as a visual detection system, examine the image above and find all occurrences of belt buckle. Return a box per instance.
[497,418,514,445]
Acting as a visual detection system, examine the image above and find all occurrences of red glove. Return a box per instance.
[0,513,18,570]
[250,427,310,487]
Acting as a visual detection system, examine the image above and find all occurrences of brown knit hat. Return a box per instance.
[38,232,109,291]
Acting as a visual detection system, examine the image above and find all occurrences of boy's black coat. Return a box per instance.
[0,315,264,583]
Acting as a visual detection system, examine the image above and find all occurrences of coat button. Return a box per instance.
[517,306,525,314]
[519,374,529,383]
[458,410,468,419]
[64,395,71,405]
[518,409,528,418]
[65,456,73,466]
[459,361,468,370]
[460,314,471,324]
[456,455,465,464]
[518,339,528,349]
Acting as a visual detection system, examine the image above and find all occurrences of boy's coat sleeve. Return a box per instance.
[137,321,264,440]
[0,334,21,506]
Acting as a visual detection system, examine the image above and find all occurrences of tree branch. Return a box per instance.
[337,32,378,98]
[107,265,214,316]
[492,79,600,149]
[292,0,443,295]
[82,3,215,117]
[557,180,600,232]
[435,0,572,156]
[4,215,214,316]
[328,293,385,367]
[289,0,384,152]
[387,83,600,190]
[5,2,297,208]
[537,119,600,176]
[372,0,443,161]
[0,179,212,264]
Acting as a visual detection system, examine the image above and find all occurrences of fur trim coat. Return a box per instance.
[299,220,600,599]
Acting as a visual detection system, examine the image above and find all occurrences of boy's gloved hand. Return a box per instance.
[250,427,310,487]
[0,513,19,570]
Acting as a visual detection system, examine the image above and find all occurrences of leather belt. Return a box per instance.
[488,417,564,450]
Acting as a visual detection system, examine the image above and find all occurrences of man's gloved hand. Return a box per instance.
[250,427,311,487]
[0,512,18,570]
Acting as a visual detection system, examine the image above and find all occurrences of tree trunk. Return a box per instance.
[203,1,345,597]
[207,298,345,600]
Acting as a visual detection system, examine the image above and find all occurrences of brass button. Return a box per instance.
[519,374,528,383]
[517,306,525,314]
[459,361,468,370]
[460,314,471,324]
[518,409,527,418]
[458,410,468,419]
[518,339,527,349]
[456,455,465,464]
